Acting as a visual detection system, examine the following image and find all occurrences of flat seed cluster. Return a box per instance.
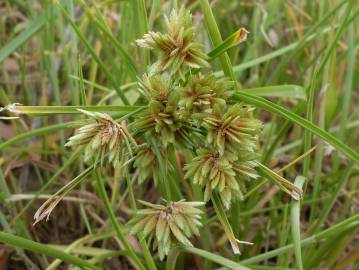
[65,110,136,167]
[129,200,204,260]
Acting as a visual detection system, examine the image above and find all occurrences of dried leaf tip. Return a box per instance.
[128,200,205,260]
[235,28,249,44]
[65,110,136,167]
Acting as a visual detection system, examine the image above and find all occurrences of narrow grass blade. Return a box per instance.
[291,176,305,270]
[199,0,237,85]
[0,232,101,270]
[211,193,240,254]
[233,92,359,164]
[55,2,129,104]
[208,28,249,59]
[0,122,77,151]
[240,85,306,100]
[0,14,47,63]
[241,213,359,265]
[181,246,251,270]
[79,0,138,79]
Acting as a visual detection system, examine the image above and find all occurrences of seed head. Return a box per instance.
[136,8,209,80]
[185,148,258,208]
[178,73,233,114]
[65,110,136,167]
[204,105,262,154]
[128,200,205,260]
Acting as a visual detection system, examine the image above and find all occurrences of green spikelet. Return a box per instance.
[185,148,258,208]
[65,110,136,167]
[128,200,205,260]
[204,104,262,154]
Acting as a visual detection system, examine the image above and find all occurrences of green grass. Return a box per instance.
[0,1,358,269]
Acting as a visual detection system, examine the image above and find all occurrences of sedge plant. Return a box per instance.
[1,1,358,270]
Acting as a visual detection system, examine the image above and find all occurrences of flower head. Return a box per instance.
[65,110,136,167]
[128,200,205,260]
[185,148,258,208]
[178,73,233,114]
[204,104,262,154]
[136,8,209,79]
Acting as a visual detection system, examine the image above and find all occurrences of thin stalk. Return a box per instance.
[290,176,305,270]
[94,169,146,270]
[125,170,158,270]
[199,0,238,88]
[335,21,355,168]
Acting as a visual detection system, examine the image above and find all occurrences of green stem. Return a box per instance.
[125,169,158,270]
[291,176,305,270]
[94,169,146,270]
[199,0,238,88]
[0,232,100,270]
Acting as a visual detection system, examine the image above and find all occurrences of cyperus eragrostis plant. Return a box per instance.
[34,5,264,259]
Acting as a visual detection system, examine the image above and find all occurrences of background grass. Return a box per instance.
[0,0,358,269]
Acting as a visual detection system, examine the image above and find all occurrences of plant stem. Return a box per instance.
[291,176,305,270]
[94,168,146,270]
[199,0,239,88]
[125,169,158,270]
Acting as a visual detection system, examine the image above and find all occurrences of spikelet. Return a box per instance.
[204,104,262,154]
[133,144,161,184]
[185,148,258,208]
[178,73,233,115]
[65,110,136,167]
[136,8,209,79]
[138,73,172,103]
[128,200,205,260]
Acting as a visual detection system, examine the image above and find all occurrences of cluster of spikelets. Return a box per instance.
[184,149,259,209]
[178,73,233,115]
[136,8,209,79]
[34,7,262,259]
[65,110,136,167]
[128,200,204,260]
